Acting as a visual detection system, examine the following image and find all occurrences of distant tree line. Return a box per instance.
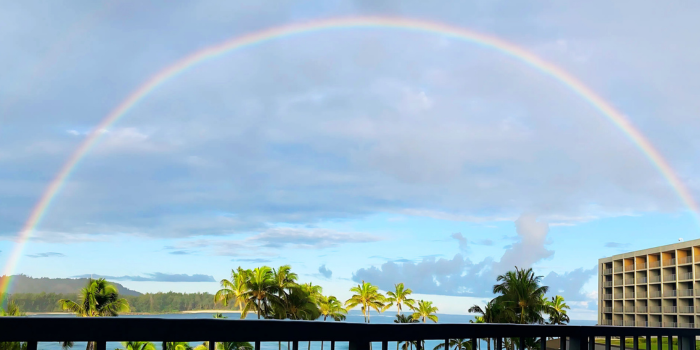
[1,292,236,313]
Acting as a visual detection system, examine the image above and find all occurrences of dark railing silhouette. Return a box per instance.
[1,318,700,350]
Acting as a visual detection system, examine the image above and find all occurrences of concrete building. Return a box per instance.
[599,239,700,328]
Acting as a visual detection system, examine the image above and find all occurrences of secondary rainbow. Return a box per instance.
[2,16,698,295]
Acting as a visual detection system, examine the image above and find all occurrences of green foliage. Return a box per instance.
[58,278,130,317]
[1,292,227,313]
[411,300,438,323]
[345,280,386,323]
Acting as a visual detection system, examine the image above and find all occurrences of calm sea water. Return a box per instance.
[27,312,596,350]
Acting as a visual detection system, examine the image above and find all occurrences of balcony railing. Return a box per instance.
[649,261,661,268]
[636,321,649,327]
[664,306,678,313]
[614,307,623,313]
[614,280,623,286]
[664,322,678,328]
[650,291,662,298]
[637,277,647,284]
[679,256,693,264]
[604,268,613,275]
[664,274,677,282]
[625,265,635,272]
[604,281,613,287]
[638,263,647,270]
[5,318,700,350]
[624,278,635,285]
[679,272,693,280]
[663,258,676,266]
[680,306,694,313]
[637,306,647,313]
[603,294,613,300]
[624,307,635,313]
[615,266,623,273]
[637,292,648,298]
[679,323,695,328]
[649,322,662,327]
[603,307,613,313]
[678,289,693,297]
[601,320,612,325]
[614,293,623,299]
[625,292,635,299]
[663,290,678,297]
[650,306,662,313]
[650,276,661,283]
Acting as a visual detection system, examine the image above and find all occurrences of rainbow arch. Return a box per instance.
[2,16,697,295]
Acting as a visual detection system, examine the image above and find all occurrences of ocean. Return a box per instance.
[25,311,596,350]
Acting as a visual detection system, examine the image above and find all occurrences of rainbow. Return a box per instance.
[2,16,698,295]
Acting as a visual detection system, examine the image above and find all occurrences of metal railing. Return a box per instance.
[650,291,662,298]
[679,272,693,280]
[650,306,662,313]
[625,292,635,299]
[679,323,695,328]
[614,293,623,299]
[637,263,647,270]
[680,306,694,313]
[637,292,648,298]
[603,294,613,300]
[636,321,649,327]
[678,289,693,297]
[624,278,635,285]
[649,261,661,268]
[679,256,693,264]
[604,281,613,287]
[664,274,676,282]
[624,320,635,326]
[663,290,678,297]
[603,307,613,313]
[614,307,623,313]
[604,268,613,275]
[637,306,647,313]
[664,322,678,328]
[649,322,662,327]
[663,258,676,266]
[601,320,612,325]
[615,266,623,273]
[664,306,678,313]
[3,318,697,350]
[650,276,661,283]
[624,307,635,313]
[637,277,648,284]
[625,265,635,272]
[614,280,623,286]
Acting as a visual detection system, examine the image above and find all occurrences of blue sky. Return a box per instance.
[2,1,700,319]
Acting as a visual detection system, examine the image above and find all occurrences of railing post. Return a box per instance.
[27,342,37,350]
[209,341,216,350]
[569,337,584,350]
[667,336,673,350]
[255,342,261,350]
[633,336,639,350]
[588,337,594,350]
[519,338,525,350]
[349,341,370,350]
[657,336,662,350]
[469,338,474,350]
[620,337,625,350]
[383,341,388,350]
[645,336,651,350]
[497,337,502,350]
[331,342,335,350]
[605,336,611,350]
[95,341,106,350]
[294,341,300,350]
[679,335,692,350]
[560,337,567,350]
[541,337,546,350]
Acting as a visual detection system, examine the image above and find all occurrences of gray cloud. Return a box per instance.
[318,264,332,279]
[233,258,273,263]
[168,250,192,255]
[451,232,468,253]
[354,215,591,300]
[476,239,494,246]
[250,228,382,249]
[72,273,215,282]
[26,252,65,258]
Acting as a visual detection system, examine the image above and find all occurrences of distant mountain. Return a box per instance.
[0,274,142,296]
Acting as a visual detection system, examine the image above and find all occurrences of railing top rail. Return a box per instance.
[1,318,700,342]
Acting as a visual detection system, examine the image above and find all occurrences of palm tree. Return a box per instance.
[58,278,130,350]
[433,339,471,350]
[394,315,419,350]
[0,300,25,316]
[492,267,548,325]
[163,343,192,350]
[241,266,279,319]
[194,342,252,350]
[385,283,415,316]
[119,342,156,350]
[0,300,27,350]
[215,268,249,314]
[345,281,386,323]
[213,313,227,319]
[411,300,438,323]
[546,295,570,325]
[318,295,347,350]
[468,299,506,350]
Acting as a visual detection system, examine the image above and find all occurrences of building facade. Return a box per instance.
[598,239,700,328]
